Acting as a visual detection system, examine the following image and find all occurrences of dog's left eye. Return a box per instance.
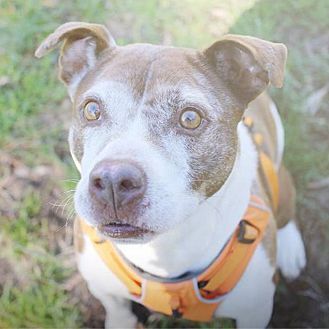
[179,108,202,129]
[83,101,101,121]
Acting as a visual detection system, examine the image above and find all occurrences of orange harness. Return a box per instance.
[79,117,279,322]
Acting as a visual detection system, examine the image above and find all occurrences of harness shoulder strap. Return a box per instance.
[196,195,270,298]
[243,116,280,211]
[80,221,143,296]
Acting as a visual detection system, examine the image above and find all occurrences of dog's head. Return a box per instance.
[36,22,286,242]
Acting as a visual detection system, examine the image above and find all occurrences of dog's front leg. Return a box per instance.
[98,294,138,329]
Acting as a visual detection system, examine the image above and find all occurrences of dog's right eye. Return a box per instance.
[179,108,202,130]
[83,101,101,121]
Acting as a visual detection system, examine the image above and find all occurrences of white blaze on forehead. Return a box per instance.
[154,82,214,110]
[78,80,138,176]
[80,115,148,177]
[176,84,210,104]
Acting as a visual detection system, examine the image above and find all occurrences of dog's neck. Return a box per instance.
[116,123,258,278]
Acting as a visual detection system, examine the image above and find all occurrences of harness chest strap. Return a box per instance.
[79,195,270,322]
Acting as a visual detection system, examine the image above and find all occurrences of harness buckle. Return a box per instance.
[197,280,209,289]
[172,308,183,318]
[238,220,258,244]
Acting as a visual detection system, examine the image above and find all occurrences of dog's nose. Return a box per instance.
[89,160,146,210]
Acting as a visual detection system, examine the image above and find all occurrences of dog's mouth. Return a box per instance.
[97,222,153,239]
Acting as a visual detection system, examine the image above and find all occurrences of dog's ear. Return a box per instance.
[35,22,116,96]
[203,35,287,106]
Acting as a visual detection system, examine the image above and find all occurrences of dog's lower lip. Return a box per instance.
[98,222,151,238]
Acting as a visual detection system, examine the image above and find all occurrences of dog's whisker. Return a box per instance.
[50,195,73,208]
[49,201,66,208]
[61,178,79,183]
[55,202,76,233]
[53,194,73,208]
[56,221,72,233]
[50,189,76,221]
[63,189,76,195]
[67,211,76,223]
[60,196,75,217]
[67,206,76,219]
[55,224,65,232]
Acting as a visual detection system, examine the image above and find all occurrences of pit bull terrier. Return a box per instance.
[35,22,306,328]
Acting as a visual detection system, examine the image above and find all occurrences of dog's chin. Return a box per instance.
[97,222,157,244]
[104,232,158,245]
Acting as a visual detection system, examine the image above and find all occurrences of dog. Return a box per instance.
[35,22,306,328]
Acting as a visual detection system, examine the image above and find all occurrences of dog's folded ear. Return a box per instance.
[35,22,116,96]
[203,35,287,106]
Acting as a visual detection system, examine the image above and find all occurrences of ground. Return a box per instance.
[0,0,328,328]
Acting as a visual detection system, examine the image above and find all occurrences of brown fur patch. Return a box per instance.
[262,212,277,266]
[272,269,280,285]
[277,165,296,228]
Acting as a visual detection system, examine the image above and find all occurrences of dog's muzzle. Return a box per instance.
[88,159,151,238]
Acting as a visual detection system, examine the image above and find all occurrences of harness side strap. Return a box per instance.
[197,197,270,296]
[243,116,280,211]
[259,151,279,211]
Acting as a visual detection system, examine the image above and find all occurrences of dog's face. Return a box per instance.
[36,22,286,242]
[69,45,242,242]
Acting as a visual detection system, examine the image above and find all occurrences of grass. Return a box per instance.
[0,189,81,328]
[230,0,329,187]
[0,0,328,327]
